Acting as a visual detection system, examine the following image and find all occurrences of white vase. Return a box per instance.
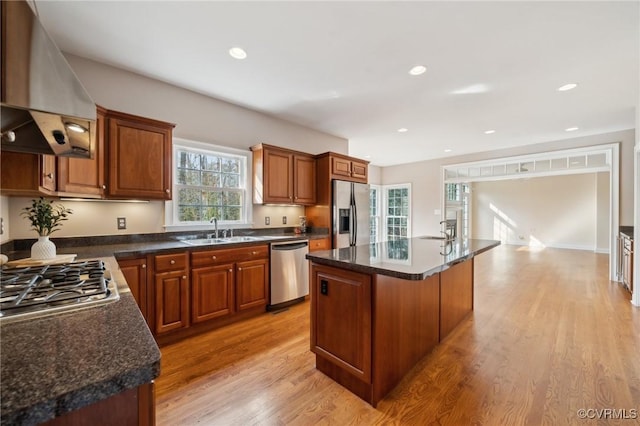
[31,236,57,260]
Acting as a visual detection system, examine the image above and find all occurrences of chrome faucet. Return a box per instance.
[439,220,454,241]
[210,217,218,238]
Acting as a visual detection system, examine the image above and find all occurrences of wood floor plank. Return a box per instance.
[155,245,640,425]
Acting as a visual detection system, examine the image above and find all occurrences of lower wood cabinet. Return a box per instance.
[311,264,372,383]
[118,257,149,325]
[191,263,235,323]
[309,237,330,252]
[118,245,269,342]
[439,259,474,340]
[236,258,269,311]
[42,382,155,426]
[153,252,190,335]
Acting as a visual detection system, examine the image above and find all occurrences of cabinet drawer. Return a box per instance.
[155,252,189,272]
[309,237,330,252]
[192,244,269,267]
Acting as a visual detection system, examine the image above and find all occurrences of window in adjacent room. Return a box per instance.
[370,185,381,243]
[384,184,411,240]
[172,140,249,225]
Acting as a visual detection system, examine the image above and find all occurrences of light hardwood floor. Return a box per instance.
[155,245,640,425]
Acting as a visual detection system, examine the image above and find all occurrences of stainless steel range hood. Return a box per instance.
[1,0,96,158]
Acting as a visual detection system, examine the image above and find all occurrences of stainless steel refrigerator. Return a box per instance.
[332,180,371,248]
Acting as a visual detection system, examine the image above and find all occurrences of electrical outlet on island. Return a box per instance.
[117,217,127,230]
[282,216,287,224]
[265,216,270,225]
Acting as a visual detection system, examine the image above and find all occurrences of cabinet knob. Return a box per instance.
[170,260,176,265]
[45,173,54,179]
[102,184,107,190]
[251,251,257,255]
[212,255,217,260]
[165,189,170,193]
[182,275,187,279]
[238,267,242,271]
[142,264,146,269]
[229,269,233,272]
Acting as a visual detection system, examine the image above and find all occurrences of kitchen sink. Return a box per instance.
[418,235,449,240]
[182,238,230,246]
[224,236,265,242]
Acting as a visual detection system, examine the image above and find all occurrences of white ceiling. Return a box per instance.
[34,1,639,167]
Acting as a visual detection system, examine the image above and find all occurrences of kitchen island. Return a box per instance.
[306,237,500,407]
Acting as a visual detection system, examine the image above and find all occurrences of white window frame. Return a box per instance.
[381,183,411,241]
[370,184,381,243]
[164,138,252,231]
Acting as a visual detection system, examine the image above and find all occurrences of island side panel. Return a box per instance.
[372,273,440,405]
[440,258,474,340]
[310,263,372,385]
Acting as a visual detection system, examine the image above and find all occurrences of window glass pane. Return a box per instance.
[203,155,220,171]
[175,146,246,224]
[202,172,221,187]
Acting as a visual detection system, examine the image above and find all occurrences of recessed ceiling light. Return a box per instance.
[408,65,427,76]
[484,129,496,134]
[444,149,452,153]
[558,83,578,92]
[229,47,247,60]
[565,127,579,132]
[397,128,408,133]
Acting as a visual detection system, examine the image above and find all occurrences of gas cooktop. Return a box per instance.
[0,260,119,323]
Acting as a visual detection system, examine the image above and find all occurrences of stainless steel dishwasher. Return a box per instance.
[269,240,309,310]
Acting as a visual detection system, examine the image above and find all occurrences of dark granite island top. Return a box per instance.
[305,237,500,279]
[0,257,161,425]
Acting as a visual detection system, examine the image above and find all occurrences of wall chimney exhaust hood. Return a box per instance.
[1,0,96,158]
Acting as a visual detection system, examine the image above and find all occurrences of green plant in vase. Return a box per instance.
[21,197,73,260]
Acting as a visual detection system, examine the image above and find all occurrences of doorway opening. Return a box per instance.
[442,143,620,281]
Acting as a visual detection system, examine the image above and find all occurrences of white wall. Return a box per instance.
[4,55,350,240]
[595,172,610,252]
[471,173,608,251]
[382,129,635,238]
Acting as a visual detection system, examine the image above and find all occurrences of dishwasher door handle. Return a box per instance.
[271,241,309,251]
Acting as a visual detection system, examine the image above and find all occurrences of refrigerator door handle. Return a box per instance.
[352,199,358,246]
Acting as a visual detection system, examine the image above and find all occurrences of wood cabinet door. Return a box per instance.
[311,264,372,383]
[191,264,235,323]
[293,154,316,205]
[309,237,330,252]
[40,155,57,192]
[154,269,189,335]
[236,258,269,311]
[350,160,368,183]
[118,258,149,323]
[57,107,106,197]
[263,148,293,203]
[331,157,352,178]
[107,116,172,200]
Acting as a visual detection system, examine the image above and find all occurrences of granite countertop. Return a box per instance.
[0,257,160,425]
[2,233,326,261]
[0,232,326,424]
[306,238,501,280]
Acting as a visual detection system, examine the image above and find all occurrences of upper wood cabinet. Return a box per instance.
[0,152,57,196]
[106,110,175,200]
[57,106,106,198]
[251,143,316,205]
[327,153,368,183]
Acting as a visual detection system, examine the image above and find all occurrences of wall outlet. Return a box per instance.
[282,216,287,224]
[117,217,127,230]
[0,217,3,235]
[265,216,270,225]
